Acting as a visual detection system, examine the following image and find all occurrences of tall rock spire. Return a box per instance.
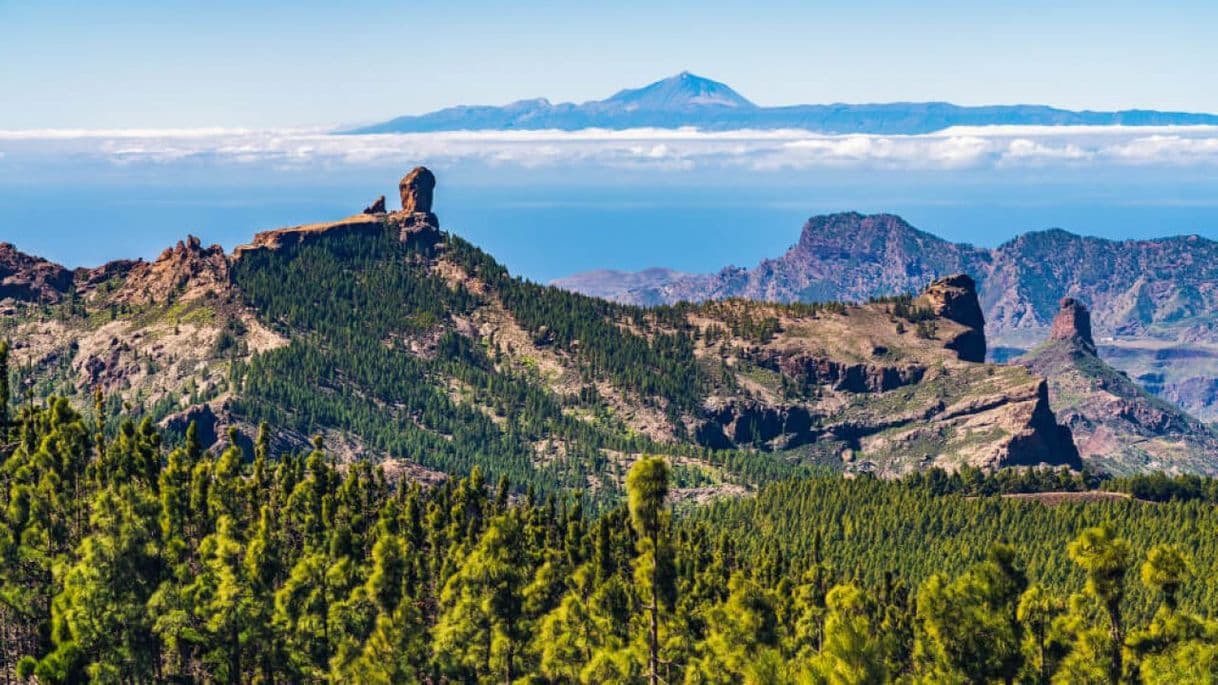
[1050,297,1096,354]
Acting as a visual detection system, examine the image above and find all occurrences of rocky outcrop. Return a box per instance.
[391,166,441,238]
[74,259,138,295]
[235,168,442,258]
[917,274,987,362]
[0,243,73,303]
[1050,297,1096,353]
[988,380,1082,469]
[399,166,436,213]
[696,372,1082,474]
[161,402,222,448]
[363,195,386,214]
[114,235,230,306]
[696,401,817,450]
[761,350,926,393]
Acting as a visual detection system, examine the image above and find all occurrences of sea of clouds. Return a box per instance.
[3,125,1218,174]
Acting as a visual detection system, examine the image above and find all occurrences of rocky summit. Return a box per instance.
[1049,297,1096,353]
[0,167,1109,497]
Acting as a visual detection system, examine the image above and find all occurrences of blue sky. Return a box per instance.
[4,0,1218,128]
[4,1,1218,279]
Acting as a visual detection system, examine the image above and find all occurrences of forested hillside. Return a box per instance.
[2,391,1218,683]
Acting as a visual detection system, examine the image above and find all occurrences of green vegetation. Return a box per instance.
[4,387,1218,682]
[229,231,656,497]
[226,230,817,499]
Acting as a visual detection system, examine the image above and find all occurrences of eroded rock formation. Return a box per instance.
[235,167,442,258]
[918,274,987,362]
[114,235,231,305]
[1050,297,1096,353]
[399,167,436,213]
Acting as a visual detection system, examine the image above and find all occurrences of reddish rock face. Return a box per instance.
[1050,297,1095,353]
[399,167,436,213]
[114,234,230,305]
[0,242,73,302]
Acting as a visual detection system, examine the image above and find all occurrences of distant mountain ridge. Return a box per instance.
[345,71,1218,134]
[553,213,1218,422]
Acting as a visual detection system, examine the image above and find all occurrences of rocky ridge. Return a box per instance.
[554,213,1218,422]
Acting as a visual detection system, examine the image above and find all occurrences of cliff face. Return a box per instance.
[1021,299,1218,475]
[607,213,990,306]
[555,213,1218,422]
[917,274,987,363]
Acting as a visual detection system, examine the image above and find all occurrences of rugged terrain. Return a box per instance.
[1021,298,1218,475]
[0,168,1102,497]
[556,212,1218,422]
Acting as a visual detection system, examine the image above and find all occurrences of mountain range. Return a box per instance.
[6,168,1218,485]
[345,71,1218,135]
[554,213,1218,425]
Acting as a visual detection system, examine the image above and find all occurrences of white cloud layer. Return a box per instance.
[4,125,1218,172]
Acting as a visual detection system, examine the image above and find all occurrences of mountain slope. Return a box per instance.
[555,213,1218,422]
[3,168,1091,495]
[1020,298,1218,475]
[345,72,1218,134]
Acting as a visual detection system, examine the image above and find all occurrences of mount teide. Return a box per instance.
[555,213,1218,423]
[345,72,1218,134]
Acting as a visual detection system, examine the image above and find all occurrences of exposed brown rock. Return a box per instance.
[387,210,441,242]
[75,259,138,295]
[918,274,987,362]
[763,350,926,393]
[363,195,386,214]
[399,166,436,213]
[697,401,817,450]
[559,214,1218,423]
[114,234,230,306]
[1050,297,1096,353]
[0,242,73,302]
[236,168,445,258]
